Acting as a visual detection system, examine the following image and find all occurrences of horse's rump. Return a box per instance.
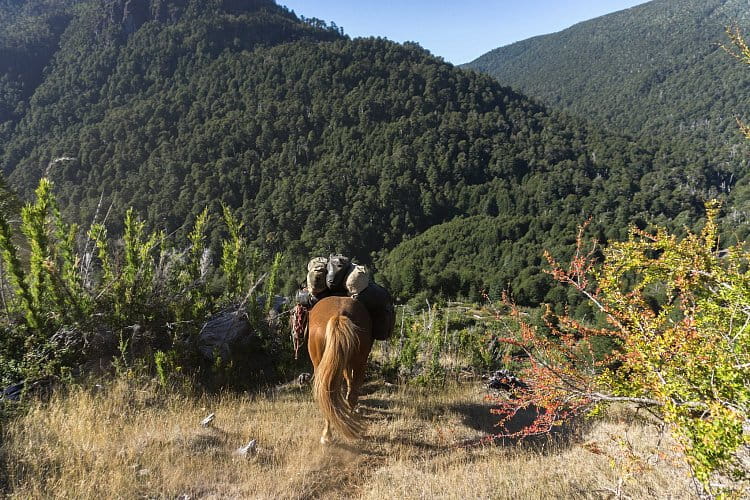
[308,296,373,441]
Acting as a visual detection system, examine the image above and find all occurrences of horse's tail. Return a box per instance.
[312,314,363,440]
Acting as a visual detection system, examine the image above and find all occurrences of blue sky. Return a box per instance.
[279,1,648,65]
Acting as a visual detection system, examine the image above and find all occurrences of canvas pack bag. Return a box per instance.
[306,256,328,295]
[345,264,369,298]
[299,255,394,340]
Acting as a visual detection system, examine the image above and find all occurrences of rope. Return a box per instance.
[291,304,308,360]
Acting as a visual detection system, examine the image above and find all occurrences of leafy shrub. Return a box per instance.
[495,206,749,495]
[0,178,286,389]
[377,301,511,384]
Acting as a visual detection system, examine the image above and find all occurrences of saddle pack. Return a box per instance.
[296,254,395,340]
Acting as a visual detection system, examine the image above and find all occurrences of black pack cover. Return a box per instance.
[326,254,352,293]
[356,282,396,340]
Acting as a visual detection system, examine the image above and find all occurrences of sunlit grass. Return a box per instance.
[2,376,696,499]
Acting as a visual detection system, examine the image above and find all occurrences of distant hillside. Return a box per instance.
[0,0,720,302]
[465,0,750,227]
[0,172,18,218]
[0,0,75,135]
[466,0,750,142]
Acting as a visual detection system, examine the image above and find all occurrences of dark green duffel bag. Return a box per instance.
[356,282,396,340]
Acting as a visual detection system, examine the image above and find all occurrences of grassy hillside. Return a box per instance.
[1,375,696,498]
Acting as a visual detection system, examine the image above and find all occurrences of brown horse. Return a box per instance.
[308,296,373,444]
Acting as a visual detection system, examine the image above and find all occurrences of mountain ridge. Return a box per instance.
[464,0,750,177]
[0,0,720,301]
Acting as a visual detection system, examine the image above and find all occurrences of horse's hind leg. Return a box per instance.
[344,368,355,409]
[346,367,366,411]
[321,419,332,445]
[347,339,372,410]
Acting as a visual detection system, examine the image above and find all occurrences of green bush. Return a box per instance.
[377,301,511,384]
[500,205,749,496]
[0,178,287,389]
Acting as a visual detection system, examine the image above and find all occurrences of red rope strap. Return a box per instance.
[291,304,308,360]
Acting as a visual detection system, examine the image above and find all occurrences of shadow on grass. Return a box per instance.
[358,397,393,411]
[358,380,387,396]
[355,399,445,452]
[450,401,590,452]
[374,434,444,453]
[357,382,589,454]
[297,445,377,499]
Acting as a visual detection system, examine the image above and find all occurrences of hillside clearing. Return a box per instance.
[2,375,696,499]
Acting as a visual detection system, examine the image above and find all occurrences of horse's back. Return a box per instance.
[308,296,372,369]
[308,296,371,334]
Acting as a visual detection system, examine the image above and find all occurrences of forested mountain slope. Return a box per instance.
[0,0,720,302]
[464,0,750,225]
[0,0,76,135]
[0,173,18,217]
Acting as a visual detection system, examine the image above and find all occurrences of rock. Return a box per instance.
[122,0,150,34]
[297,372,311,387]
[200,413,216,428]
[236,439,257,458]
[486,369,529,393]
[197,307,251,362]
[1,381,24,401]
[0,376,56,401]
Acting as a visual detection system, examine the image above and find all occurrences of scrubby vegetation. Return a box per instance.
[0,178,287,389]
[490,206,750,496]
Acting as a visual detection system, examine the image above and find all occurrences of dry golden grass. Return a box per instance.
[2,375,698,499]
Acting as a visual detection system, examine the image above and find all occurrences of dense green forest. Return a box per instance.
[0,0,730,304]
[0,0,76,134]
[464,0,750,233]
[0,173,18,216]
